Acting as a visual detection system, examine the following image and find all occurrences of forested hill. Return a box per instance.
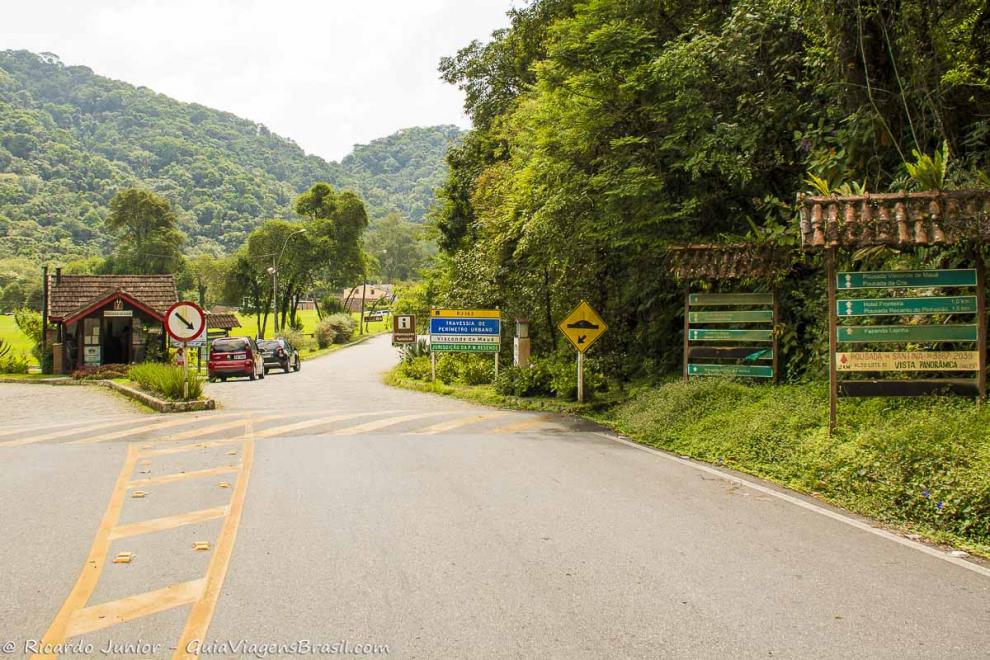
[0,50,460,259]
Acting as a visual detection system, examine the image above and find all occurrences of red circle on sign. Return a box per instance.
[164,300,206,342]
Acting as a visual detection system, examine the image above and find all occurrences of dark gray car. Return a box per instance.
[258,338,301,374]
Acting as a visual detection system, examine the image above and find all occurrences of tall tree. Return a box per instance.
[105,188,185,274]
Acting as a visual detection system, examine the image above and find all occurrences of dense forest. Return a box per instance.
[0,50,460,260]
[420,0,990,379]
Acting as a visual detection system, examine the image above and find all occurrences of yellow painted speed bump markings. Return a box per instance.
[252,411,405,438]
[130,491,146,498]
[128,464,238,487]
[109,506,229,541]
[112,552,133,564]
[0,417,146,448]
[142,437,241,457]
[193,541,210,551]
[62,578,205,639]
[412,412,512,435]
[146,412,296,445]
[489,415,558,434]
[67,413,240,445]
[331,411,450,435]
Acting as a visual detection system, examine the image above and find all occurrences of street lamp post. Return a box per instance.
[267,228,306,336]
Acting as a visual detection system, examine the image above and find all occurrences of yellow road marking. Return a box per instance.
[175,431,255,659]
[411,412,512,435]
[64,578,206,639]
[147,413,294,444]
[332,411,450,435]
[254,411,403,438]
[143,437,243,457]
[128,465,239,488]
[67,413,241,445]
[0,417,145,448]
[109,506,229,541]
[488,416,557,434]
[0,417,120,440]
[32,444,141,659]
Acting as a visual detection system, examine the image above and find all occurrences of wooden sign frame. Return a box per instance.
[826,253,987,431]
[683,291,778,382]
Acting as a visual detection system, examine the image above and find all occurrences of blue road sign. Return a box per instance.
[429,318,501,335]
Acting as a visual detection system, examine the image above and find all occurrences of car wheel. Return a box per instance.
[284,360,290,373]
[220,376,227,382]
[259,366,265,380]
[249,369,256,381]
[293,357,301,372]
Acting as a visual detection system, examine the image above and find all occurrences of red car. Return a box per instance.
[208,336,265,382]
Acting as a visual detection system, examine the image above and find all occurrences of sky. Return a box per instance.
[0,0,515,161]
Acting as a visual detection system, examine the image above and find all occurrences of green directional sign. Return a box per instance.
[687,328,772,341]
[837,324,979,343]
[688,293,774,306]
[429,343,500,353]
[837,296,977,317]
[837,269,977,290]
[687,363,773,378]
[688,310,773,323]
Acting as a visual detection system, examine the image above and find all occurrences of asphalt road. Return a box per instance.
[1,335,989,659]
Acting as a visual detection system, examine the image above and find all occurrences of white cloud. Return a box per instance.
[0,0,515,160]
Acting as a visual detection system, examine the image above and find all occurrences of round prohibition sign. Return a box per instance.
[164,300,206,342]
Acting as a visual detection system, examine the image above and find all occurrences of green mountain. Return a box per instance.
[0,50,460,260]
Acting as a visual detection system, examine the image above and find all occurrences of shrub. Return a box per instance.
[461,354,496,385]
[13,307,51,372]
[494,362,553,397]
[314,313,356,348]
[128,363,203,400]
[399,356,432,380]
[0,339,29,374]
[320,295,346,315]
[278,327,312,352]
[435,354,461,384]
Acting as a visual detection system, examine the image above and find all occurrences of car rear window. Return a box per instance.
[212,339,248,353]
[257,340,279,350]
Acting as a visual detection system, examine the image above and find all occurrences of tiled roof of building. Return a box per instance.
[48,274,178,321]
[666,244,794,281]
[206,312,240,330]
[797,191,990,249]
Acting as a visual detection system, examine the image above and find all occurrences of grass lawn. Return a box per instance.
[232,310,389,340]
[0,314,38,365]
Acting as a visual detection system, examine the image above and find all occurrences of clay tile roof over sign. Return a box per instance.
[797,191,990,249]
[666,244,794,282]
[47,274,178,321]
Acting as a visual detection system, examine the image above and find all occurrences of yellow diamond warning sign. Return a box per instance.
[559,301,608,353]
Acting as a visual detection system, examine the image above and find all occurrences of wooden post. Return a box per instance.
[431,351,436,382]
[494,352,499,379]
[772,289,780,384]
[976,250,987,401]
[826,249,838,433]
[682,289,690,382]
[577,351,585,402]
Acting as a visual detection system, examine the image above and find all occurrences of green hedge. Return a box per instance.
[608,379,990,553]
[129,363,203,401]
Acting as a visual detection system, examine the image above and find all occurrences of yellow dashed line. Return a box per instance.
[254,411,405,438]
[0,417,145,448]
[331,411,450,435]
[411,412,513,435]
[68,414,240,445]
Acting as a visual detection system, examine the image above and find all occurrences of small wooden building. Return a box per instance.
[44,270,178,373]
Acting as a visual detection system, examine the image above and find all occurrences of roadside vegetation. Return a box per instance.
[128,363,203,401]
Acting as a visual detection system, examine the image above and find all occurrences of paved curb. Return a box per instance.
[0,377,216,413]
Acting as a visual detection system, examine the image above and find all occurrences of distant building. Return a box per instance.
[340,284,394,312]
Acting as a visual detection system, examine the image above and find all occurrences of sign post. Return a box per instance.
[164,301,206,401]
[558,301,608,402]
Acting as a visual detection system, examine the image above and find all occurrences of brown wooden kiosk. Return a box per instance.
[44,270,178,373]
[797,191,990,430]
[668,243,793,383]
